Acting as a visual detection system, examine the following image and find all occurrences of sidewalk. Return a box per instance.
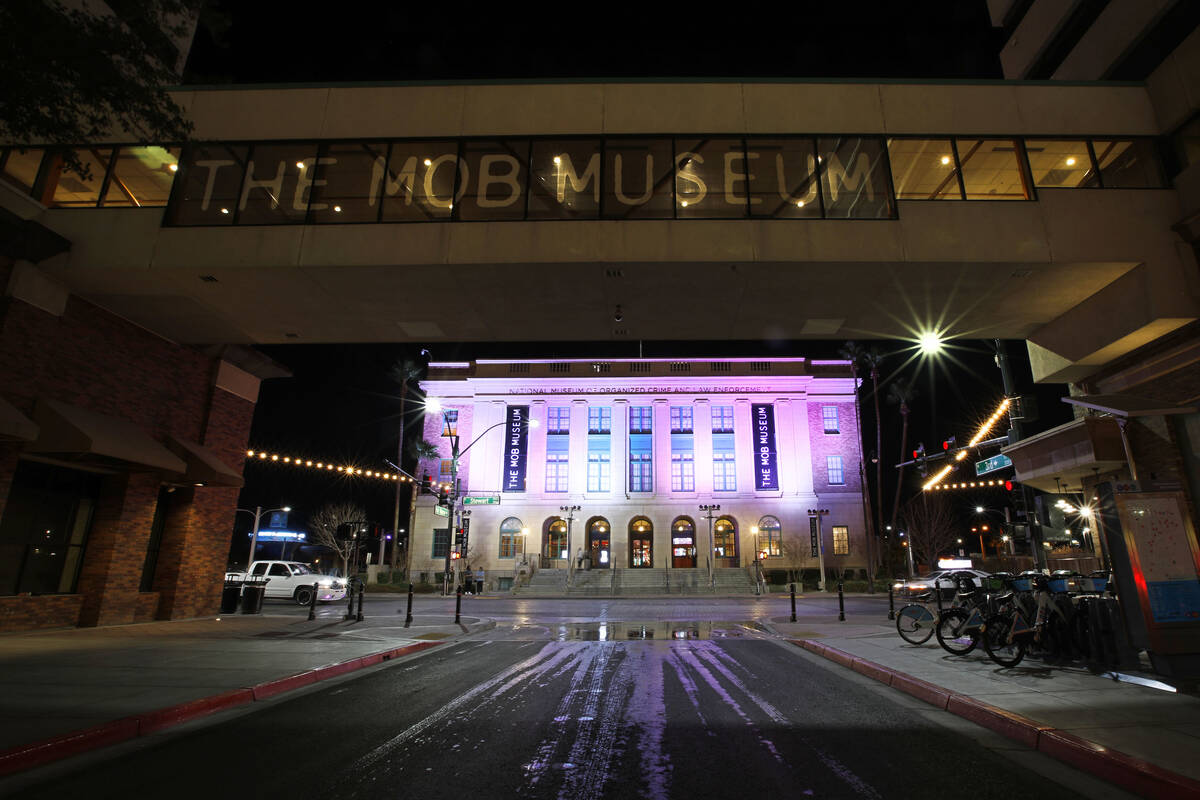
[766,611,1200,800]
[0,610,492,775]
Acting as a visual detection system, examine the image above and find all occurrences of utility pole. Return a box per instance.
[561,505,580,584]
[699,504,720,587]
[994,339,1046,568]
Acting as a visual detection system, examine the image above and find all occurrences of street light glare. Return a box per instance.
[975,505,984,513]
[918,330,944,354]
[425,397,443,413]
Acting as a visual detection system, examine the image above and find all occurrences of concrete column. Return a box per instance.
[527,400,547,499]
[793,399,817,497]
[734,399,754,494]
[653,399,670,495]
[612,399,628,495]
[694,399,713,494]
[477,401,507,492]
[569,399,588,495]
[775,398,797,494]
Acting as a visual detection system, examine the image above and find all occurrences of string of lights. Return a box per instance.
[244,449,452,491]
[932,479,1011,491]
[922,397,1013,491]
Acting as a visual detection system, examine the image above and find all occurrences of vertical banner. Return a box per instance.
[810,517,819,558]
[502,405,529,493]
[751,403,779,490]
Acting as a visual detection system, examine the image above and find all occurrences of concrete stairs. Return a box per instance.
[513,566,757,596]
[565,569,613,596]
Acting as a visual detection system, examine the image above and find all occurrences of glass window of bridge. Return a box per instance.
[757,516,781,557]
[44,148,113,208]
[308,141,389,223]
[167,143,248,225]
[675,138,750,219]
[818,137,893,218]
[955,139,1029,200]
[601,138,674,219]
[100,146,181,208]
[457,140,528,222]
[380,141,459,222]
[0,147,44,195]
[887,138,960,200]
[237,143,319,224]
[528,139,602,220]
[1092,139,1166,188]
[748,138,821,218]
[1024,140,1098,188]
[499,517,523,559]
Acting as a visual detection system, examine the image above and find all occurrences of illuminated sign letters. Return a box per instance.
[751,403,779,491]
[503,405,529,493]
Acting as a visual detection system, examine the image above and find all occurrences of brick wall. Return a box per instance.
[0,291,257,630]
[807,400,863,495]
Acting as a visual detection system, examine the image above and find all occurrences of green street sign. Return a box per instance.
[975,454,1013,476]
[463,496,500,506]
[434,504,449,517]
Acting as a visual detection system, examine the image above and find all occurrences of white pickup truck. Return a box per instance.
[225,561,348,605]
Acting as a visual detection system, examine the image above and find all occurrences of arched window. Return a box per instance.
[499,517,524,559]
[544,517,568,560]
[756,516,781,558]
[630,517,653,567]
[714,516,737,558]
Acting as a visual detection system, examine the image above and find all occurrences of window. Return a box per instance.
[166,143,247,225]
[671,453,695,492]
[439,459,453,478]
[588,406,611,433]
[587,452,611,492]
[527,139,603,220]
[457,139,528,222]
[757,516,781,558]
[827,455,844,485]
[139,487,171,592]
[308,141,389,223]
[818,136,894,218]
[630,406,653,433]
[236,143,319,224]
[44,147,114,208]
[670,406,693,433]
[675,138,749,219]
[629,452,653,492]
[441,410,458,437]
[713,452,737,491]
[748,138,821,218]
[269,563,291,577]
[714,517,737,557]
[712,406,734,433]
[101,146,181,208]
[545,453,569,493]
[832,525,849,555]
[547,406,570,434]
[955,139,1029,200]
[1092,139,1166,188]
[822,406,839,434]
[887,138,960,199]
[545,519,568,559]
[0,147,44,194]
[379,140,458,222]
[499,517,523,559]
[1024,139,1098,188]
[433,528,449,558]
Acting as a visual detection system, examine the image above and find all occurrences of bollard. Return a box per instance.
[355,580,364,623]
[790,582,797,622]
[837,582,845,622]
[404,583,414,625]
[887,584,895,621]
[344,578,356,620]
[455,586,462,625]
[307,581,318,621]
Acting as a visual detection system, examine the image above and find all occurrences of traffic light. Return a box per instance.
[1004,479,1015,492]
[942,436,956,451]
[913,443,927,476]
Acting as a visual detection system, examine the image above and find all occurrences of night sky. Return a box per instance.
[197,2,1068,564]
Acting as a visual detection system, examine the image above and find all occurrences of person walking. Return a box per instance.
[474,566,485,595]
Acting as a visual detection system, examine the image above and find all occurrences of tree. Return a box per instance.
[839,341,877,591]
[898,494,958,569]
[0,1,200,178]
[388,358,424,575]
[863,346,885,591]
[887,377,918,531]
[309,502,367,577]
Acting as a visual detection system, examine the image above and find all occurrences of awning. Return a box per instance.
[1001,416,1127,493]
[0,395,38,441]
[25,399,186,473]
[1061,393,1198,418]
[165,435,244,488]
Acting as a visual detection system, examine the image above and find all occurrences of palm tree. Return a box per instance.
[838,341,876,591]
[405,438,441,579]
[887,377,917,533]
[389,358,424,576]
[863,347,885,589]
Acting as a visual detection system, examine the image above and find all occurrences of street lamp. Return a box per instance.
[237,505,291,567]
[560,505,581,584]
[807,508,830,592]
[699,504,720,587]
[898,530,915,577]
[425,398,537,595]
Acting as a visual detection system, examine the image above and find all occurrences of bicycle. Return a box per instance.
[895,573,967,646]
[982,571,1058,667]
[935,572,1013,656]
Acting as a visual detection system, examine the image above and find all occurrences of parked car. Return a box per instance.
[225,561,347,605]
[892,569,991,601]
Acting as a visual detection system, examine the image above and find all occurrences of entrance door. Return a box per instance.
[672,534,696,568]
[589,532,610,568]
[631,537,653,567]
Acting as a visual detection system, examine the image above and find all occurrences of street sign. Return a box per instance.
[463,496,500,505]
[434,504,449,517]
[809,517,819,558]
[975,454,1013,476]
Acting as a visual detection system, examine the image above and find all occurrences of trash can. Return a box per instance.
[240,575,268,614]
[220,577,243,613]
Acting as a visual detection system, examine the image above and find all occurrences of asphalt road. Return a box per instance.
[11,630,1098,800]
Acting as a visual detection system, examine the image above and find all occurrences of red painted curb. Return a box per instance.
[1038,729,1200,800]
[851,658,895,686]
[946,695,1046,749]
[819,644,857,668]
[251,670,317,701]
[889,672,951,710]
[0,717,139,777]
[137,688,255,734]
[386,641,439,660]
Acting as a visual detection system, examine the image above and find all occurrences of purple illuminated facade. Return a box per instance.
[411,357,868,590]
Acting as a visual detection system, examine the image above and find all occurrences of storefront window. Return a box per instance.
[0,460,98,595]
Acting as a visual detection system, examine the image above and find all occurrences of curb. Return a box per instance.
[792,639,1200,800]
[0,641,440,778]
